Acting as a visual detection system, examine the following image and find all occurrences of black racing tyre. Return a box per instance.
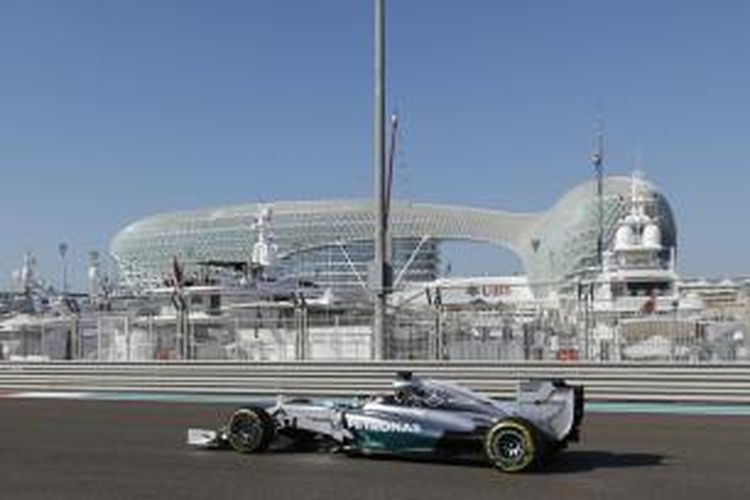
[484,418,541,473]
[227,407,275,454]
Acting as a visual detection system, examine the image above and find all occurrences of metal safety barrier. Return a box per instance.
[1,361,750,403]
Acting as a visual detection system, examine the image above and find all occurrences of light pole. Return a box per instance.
[371,0,391,360]
[671,299,679,361]
[58,242,69,295]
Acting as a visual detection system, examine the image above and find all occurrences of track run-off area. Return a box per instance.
[0,395,749,500]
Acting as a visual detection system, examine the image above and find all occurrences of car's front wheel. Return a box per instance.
[227,407,274,454]
[484,418,539,473]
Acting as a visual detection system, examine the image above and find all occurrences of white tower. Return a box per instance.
[610,171,666,268]
[88,251,102,299]
[251,206,278,273]
[12,251,37,292]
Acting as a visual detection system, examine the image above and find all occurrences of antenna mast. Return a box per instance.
[591,117,605,268]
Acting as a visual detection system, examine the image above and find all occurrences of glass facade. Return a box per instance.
[277,238,439,294]
[111,176,676,296]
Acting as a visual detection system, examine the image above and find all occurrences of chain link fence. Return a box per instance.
[2,304,748,363]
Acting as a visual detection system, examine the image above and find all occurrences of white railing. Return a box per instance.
[1,361,750,403]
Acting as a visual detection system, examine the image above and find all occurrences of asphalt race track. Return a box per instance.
[0,398,748,500]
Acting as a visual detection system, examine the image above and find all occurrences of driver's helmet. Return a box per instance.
[392,376,445,408]
[393,379,418,404]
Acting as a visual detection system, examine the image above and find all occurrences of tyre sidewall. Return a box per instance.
[228,407,274,453]
[485,418,539,473]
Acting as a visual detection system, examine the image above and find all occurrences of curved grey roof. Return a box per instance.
[111,176,676,289]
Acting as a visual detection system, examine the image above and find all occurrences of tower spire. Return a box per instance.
[591,116,605,267]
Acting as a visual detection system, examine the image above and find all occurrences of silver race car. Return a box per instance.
[188,372,584,473]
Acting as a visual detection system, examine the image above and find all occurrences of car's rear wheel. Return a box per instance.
[227,407,274,453]
[485,418,539,473]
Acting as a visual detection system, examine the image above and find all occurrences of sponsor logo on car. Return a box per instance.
[348,416,422,433]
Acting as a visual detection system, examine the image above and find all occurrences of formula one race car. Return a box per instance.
[187,372,584,473]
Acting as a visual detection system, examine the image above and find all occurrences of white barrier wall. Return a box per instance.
[1,361,749,403]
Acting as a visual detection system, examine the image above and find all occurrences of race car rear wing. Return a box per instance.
[516,379,584,443]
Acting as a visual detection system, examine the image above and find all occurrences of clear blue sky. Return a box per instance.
[1,0,749,289]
